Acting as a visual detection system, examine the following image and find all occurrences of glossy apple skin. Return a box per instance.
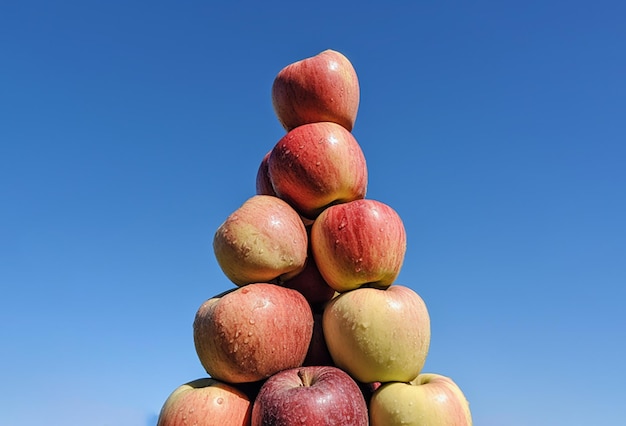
[213,195,308,286]
[268,121,367,220]
[311,199,406,292]
[322,285,430,383]
[251,366,368,426]
[272,49,360,132]
[193,283,314,383]
[157,378,251,426]
[370,373,473,426]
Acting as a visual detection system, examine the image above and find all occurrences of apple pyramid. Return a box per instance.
[157,49,473,426]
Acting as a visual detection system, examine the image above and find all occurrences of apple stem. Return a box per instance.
[297,368,313,387]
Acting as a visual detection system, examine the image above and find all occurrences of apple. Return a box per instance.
[255,151,276,196]
[302,312,334,367]
[322,285,430,383]
[282,243,336,308]
[213,195,308,286]
[271,49,360,132]
[156,378,251,426]
[193,283,314,383]
[369,373,473,426]
[267,121,367,220]
[310,198,406,292]
[251,366,368,426]
[358,380,382,406]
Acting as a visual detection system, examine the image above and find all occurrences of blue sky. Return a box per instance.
[1,1,625,425]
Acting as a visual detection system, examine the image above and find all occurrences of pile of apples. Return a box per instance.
[157,49,472,425]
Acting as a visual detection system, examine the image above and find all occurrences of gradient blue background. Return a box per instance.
[1,1,625,425]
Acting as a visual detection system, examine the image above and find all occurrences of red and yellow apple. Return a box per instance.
[369,373,473,426]
[213,195,308,286]
[322,285,430,383]
[251,366,368,426]
[193,283,314,383]
[156,378,251,426]
[271,49,360,132]
[311,198,406,292]
[267,121,367,220]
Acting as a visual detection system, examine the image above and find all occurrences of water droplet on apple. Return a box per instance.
[216,397,224,405]
[338,217,348,229]
[249,318,255,325]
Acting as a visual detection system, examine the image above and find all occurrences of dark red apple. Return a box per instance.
[251,366,368,426]
[193,283,314,383]
[272,49,360,132]
[282,254,335,308]
[302,312,334,367]
[268,121,367,219]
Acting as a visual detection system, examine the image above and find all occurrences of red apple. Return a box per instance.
[302,312,334,367]
[310,198,406,292]
[193,283,314,383]
[282,253,335,308]
[156,378,251,426]
[322,285,430,383]
[255,151,276,196]
[213,195,308,286]
[267,121,367,220]
[358,381,382,406]
[251,366,368,426]
[272,49,360,132]
[369,373,473,425]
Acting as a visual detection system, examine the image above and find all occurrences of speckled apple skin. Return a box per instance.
[193,283,314,383]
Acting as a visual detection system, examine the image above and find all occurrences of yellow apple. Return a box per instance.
[370,373,472,425]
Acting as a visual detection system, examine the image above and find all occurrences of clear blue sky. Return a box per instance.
[1,1,625,425]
